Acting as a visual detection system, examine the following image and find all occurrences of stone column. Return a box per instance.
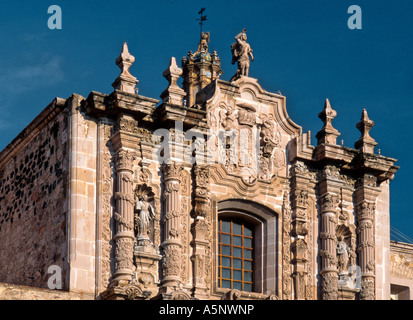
[319,192,339,300]
[355,174,378,300]
[191,164,211,298]
[110,115,139,287]
[160,162,184,291]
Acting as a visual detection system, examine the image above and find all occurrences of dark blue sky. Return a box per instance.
[0,1,412,241]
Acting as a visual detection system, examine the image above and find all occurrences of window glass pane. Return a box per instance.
[218,217,255,293]
[233,259,242,269]
[233,247,242,258]
[244,237,252,248]
[233,223,242,235]
[221,245,231,256]
[244,260,252,270]
[222,257,231,267]
[221,234,231,244]
[222,268,231,279]
[244,226,253,237]
[222,280,231,289]
[233,236,242,246]
[233,281,242,290]
[244,283,252,292]
[233,270,242,281]
[221,221,231,233]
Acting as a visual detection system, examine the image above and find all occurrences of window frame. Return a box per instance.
[212,199,279,297]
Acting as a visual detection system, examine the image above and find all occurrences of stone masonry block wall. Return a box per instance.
[390,241,413,280]
[0,108,69,290]
[0,282,93,300]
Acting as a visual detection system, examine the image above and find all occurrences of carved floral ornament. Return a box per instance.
[291,162,309,176]
[321,272,338,300]
[162,162,184,180]
[115,149,138,170]
[162,244,182,277]
[294,189,309,208]
[194,165,210,187]
[115,115,139,134]
[356,201,375,221]
[320,193,339,212]
[356,174,377,188]
[114,238,134,271]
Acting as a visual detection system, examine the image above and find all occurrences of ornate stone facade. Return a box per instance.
[0,33,409,301]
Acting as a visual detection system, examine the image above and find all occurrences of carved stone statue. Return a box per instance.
[231,29,254,80]
[197,31,210,53]
[337,236,349,274]
[135,195,155,240]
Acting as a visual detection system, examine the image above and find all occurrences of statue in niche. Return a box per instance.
[337,235,349,274]
[134,195,155,246]
[231,28,254,80]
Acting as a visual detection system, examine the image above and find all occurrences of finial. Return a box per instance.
[112,42,139,94]
[315,98,341,145]
[354,108,377,154]
[160,57,186,105]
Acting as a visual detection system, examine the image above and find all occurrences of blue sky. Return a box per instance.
[0,0,412,241]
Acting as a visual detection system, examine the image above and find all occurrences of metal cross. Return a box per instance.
[196,8,207,36]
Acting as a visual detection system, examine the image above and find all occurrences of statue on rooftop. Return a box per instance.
[231,29,254,80]
[196,31,210,53]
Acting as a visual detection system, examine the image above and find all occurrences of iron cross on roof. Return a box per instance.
[197,8,207,36]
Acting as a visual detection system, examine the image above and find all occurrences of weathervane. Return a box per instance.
[197,8,207,37]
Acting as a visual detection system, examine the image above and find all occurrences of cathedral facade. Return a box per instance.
[0,32,411,300]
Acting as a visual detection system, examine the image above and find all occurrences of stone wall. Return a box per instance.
[390,241,413,280]
[0,100,69,290]
[390,241,413,299]
[0,282,93,300]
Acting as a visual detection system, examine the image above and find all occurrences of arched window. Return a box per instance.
[218,219,254,292]
[215,199,278,295]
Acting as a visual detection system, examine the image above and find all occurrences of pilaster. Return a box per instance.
[109,115,139,287]
[355,174,379,300]
[290,161,312,300]
[191,164,211,299]
[318,166,341,300]
[160,162,184,292]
